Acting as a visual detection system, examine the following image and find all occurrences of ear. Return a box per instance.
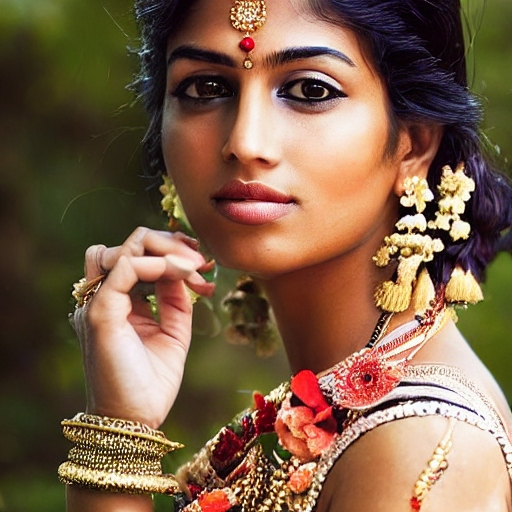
[393,123,444,196]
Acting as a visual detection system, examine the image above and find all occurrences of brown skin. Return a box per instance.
[67,0,512,510]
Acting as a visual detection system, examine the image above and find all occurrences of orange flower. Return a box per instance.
[288,462,317,494]
[197,489,236,512]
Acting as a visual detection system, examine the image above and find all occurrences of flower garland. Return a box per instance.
[176,299,449,511]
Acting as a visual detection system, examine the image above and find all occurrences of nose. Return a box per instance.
[221,86,281,168]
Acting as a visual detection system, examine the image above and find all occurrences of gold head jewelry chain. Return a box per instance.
[230,0,267,69]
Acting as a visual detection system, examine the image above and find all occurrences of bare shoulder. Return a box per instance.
[315,415,511,512]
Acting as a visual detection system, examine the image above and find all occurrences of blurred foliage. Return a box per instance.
[0,0,510,510]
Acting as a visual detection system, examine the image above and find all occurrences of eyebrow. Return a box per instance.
[167,45,355,69]
[265,46,355,68]
[167,46,236,67]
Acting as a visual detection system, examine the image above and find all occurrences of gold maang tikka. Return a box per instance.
[230,0,267,69]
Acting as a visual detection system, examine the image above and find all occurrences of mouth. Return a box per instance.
[211,180,297,225]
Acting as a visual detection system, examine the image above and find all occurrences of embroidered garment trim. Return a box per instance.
[300,399,512,512]
[175,364,512,512]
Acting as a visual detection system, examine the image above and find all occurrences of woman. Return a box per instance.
[59,0,512,510]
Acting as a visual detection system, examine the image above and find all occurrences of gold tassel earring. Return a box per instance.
[427,163,483,305]
[445,267,483,305]
[373,177,444,313]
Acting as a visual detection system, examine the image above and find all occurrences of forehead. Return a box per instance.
[166,0,367,67]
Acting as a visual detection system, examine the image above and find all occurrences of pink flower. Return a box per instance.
[275,371,337,463]
[276,398,336,462]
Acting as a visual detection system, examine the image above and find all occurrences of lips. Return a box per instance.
[212,180,294,203]
[211,180,297,225]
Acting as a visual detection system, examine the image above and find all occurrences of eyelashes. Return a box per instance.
[172,75,234,102]
[171,75,347,105]
[277,78,347,103]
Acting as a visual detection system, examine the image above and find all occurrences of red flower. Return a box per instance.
[188,484,203,500]
[291,370,331,414]
[254,392,277,434]
[197,489,236,512]
[212,428,244,468]
[275,371,337,463]
[240,414,255,443]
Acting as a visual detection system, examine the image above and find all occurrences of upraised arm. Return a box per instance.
[61,227,215,511]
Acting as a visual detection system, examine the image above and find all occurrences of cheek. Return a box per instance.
[286,104,397,240]
[163,112,212,168]
[288,102,392,190]
[161,111,220,191]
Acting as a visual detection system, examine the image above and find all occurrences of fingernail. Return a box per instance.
[174,232,200,249]
[186,271,207,287]
[198,259,217,283]
[198,259,215,273]
[164,254,196,274]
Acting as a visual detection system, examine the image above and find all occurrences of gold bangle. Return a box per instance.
[59,413,184,495]
[62,413,183,454]
[58,462,181,495]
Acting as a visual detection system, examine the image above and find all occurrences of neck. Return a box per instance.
[259,247,394,374]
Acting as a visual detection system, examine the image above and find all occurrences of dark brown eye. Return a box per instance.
[192,80,230,98]
[300,82,330,99]
[173,76,233,100]
[279,78,346,103]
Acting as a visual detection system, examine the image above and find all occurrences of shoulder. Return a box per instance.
[315,415,511,512]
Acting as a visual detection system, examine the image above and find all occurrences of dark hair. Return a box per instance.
[133,0,512,284]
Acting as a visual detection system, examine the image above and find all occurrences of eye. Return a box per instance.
[278,78,346,103]
[172,76,234,100]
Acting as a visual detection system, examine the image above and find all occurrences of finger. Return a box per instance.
[126,268,215,323]
[106,255,200,295]
[88,229,205,277]
[84,244,108,280]
[126,256,214,317]
[154,279,192,340]
[198,259,216,274]
[172,231,200,250]
[185,273,216,297]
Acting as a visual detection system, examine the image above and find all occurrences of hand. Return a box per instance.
[73,227,215,429]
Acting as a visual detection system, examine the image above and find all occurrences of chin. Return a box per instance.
[203,244,285,278]
[213,253,282,278]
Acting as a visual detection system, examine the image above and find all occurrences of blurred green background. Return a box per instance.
[0,0,510,510]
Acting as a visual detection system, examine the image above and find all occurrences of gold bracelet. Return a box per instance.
[58,462,181,494]
[58,413,183,495]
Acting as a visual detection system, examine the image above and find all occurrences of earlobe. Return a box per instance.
[393,124,444,196]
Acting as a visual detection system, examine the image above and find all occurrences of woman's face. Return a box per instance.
[162,0,407,277]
